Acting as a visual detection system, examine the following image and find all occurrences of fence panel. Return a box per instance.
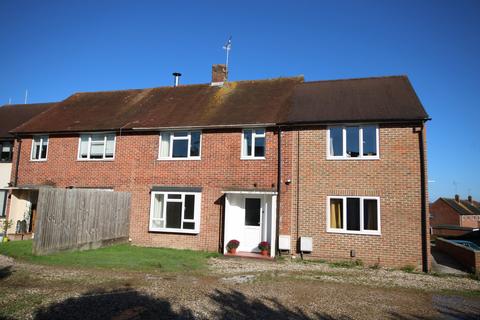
[33,188,131,255]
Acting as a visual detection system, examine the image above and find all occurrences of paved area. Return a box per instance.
[431,245,469,275]
[1,255,480,319]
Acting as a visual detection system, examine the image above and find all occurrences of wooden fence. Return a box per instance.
[33,188,131,255]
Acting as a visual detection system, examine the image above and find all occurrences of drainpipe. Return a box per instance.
[13,135,22,187]
[418,124,428,273]
[275,126,282,256]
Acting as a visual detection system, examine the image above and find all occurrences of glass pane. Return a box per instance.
[346,127,359,158]
[364,199,378,231]
[160,133,171,157]
[173,131,188,137]
[245,198,261,226]
[91,134,104,143]
[183,222,195,229]
[254,137,265,157]
[346,198,360,231]
[168,194,181,199]
[0,191,6,217]
[243,130,252,156]
[166,202,182,229]
[34,143,41,160]
[329,127,343,156]
[255,129,265,136]
[90,142,104,158]
[190,132,200,157]
[0,142,12,161]
[172,139,188,158]
[184,195,195,219]
[40,137,48,159]
[153,194,164,219]
[105,135,115,157]
[330,198,343,228]
[152,219,164,228]
[79,136,89,158]
[363,126,377,156]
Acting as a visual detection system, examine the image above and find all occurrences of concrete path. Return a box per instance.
[431,244,469,275]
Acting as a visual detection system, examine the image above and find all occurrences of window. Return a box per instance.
[31,136,49,161]
[328,125,378,159]
[0,190,7,217]
[158,131,201,159]
[327,196,380,235]
[78,133,115,160]
[0,141,13,162]
[242,128,265,159]
[149,191,201,233]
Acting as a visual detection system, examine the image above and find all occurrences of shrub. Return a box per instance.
[226,240,240,250]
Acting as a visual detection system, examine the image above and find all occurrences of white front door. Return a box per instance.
[241,197,262,252]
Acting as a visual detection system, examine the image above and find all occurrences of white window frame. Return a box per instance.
[327,125,379,160]
[326,196,381,235]
[30,135,49,161]
[77,133,116,161]
[157,131,202,160]
[241,128,266,160]
[149,191,201,234]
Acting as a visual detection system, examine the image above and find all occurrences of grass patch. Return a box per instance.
[400,265,416,273]
[329,259,363,268]
[0,240,219,273]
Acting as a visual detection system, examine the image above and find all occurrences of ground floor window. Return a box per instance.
[149,191,201,234]
[327,196,380,235]
[0,190,6,217]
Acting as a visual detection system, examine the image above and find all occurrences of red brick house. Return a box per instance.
[430,195,480,229]
[5,66,430,270]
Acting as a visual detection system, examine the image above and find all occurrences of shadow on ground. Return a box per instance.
[0,266,12,280]
[29,288,480,320]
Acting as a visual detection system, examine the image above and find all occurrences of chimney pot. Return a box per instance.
[455,194,460,202]
[468,195,473,203]
[211,64,227,85]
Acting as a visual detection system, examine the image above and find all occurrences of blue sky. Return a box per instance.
[1,0,479,200]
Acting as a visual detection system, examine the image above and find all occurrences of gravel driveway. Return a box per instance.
[1,255,479,320]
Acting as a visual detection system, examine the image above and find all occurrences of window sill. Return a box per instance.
[326,156,379,161]
[157,157,201,161]
[0,161,13,163]
[77,158,115,162]
[326,229,381,236]
[30,159,48,162]
[240,157,266,160]
[149,228,199,235]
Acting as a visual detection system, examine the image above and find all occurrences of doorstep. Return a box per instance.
[224,251,274,260]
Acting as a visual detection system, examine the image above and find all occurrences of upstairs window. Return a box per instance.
[31,136,49,161]
[328,125,378,159]
[78,133,115,160]
[0,141,13,162]
[242,128,265,159]
[149,191,201,234]
[158,131,201,160]
[0,190,7,217]
[328,196,380,235]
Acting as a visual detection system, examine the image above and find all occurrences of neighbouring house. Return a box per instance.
[430,195,480,236]
[0,103,55,236]
[6,65,430,269]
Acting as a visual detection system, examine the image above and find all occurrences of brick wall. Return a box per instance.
[460,215,480,228]
[286,124,429,269]
[13,129,281,251]
[430,199,460,226]
[436,238,480,274]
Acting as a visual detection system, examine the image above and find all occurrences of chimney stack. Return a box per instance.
[172,72,182,87]
[211,64,227,85]
[468,195,473,204]
[455,194,460,202]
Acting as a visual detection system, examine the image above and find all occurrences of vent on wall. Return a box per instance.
[300,237,313,252]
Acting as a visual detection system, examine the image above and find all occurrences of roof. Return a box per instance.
[440,198,480,216]
[285,76,429,124]
[11,75,429,134]
[12,77,302,134]
[0,103,56,139]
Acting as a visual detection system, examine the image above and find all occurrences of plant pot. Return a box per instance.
[228,248,237,254]
[260,250,269,256]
